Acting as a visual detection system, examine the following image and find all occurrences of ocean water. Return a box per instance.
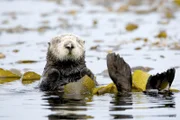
[0,0,180,119]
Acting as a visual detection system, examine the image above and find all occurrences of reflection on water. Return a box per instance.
[39,91,177,120]
[110,93,133,119]
[0,79,177,120]
[0,81,178,120]
[0,82,178,120]
[42,92,93,120]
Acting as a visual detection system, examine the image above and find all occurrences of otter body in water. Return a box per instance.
[40,34,96,91]
[40,34,175,94]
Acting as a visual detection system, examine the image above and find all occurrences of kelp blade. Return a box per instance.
[0,68,21,78]
[132,70,150,91]
[64,75,96,95]
[0,78,19,84]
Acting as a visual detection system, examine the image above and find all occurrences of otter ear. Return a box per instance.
[81,40,85,45]
[48,42,50,46]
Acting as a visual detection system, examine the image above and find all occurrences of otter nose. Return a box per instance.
[64,42,74,51]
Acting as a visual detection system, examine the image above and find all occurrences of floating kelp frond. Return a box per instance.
[64,75,96,95]
[0,78,19,84]
[0,68,21,78]
[22,71,41,80]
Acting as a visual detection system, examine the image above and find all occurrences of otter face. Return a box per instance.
[49,34,85,61]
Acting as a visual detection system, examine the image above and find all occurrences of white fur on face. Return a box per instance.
[49,34,85,61]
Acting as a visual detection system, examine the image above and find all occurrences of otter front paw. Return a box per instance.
[107,53,132,93]
[46,69,60,82]
[39,68,60,91]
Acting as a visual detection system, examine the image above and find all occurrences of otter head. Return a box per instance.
[48,34,85,61]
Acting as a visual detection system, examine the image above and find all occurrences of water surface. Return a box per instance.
[0,0,180,119]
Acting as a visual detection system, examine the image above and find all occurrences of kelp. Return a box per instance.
[0,68,21,78]
[0,68,179,93]
[0,68,41,84]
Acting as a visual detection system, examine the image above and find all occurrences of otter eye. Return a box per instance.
[76,39,80,43]
[80,40,85,44]
[56,39,61,43]
[77,39,85,44]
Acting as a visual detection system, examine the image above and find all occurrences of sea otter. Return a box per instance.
[39,34,97,91]
[40,33,175,93]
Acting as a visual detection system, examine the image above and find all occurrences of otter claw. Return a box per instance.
[107,53,132,93]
